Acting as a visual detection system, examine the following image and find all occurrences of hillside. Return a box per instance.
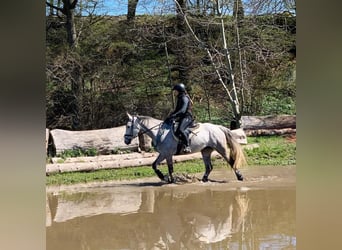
[46,13,296,130]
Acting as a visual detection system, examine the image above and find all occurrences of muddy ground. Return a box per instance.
[47,165,296,194]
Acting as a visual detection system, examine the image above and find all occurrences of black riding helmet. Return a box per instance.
[172,83,186,92]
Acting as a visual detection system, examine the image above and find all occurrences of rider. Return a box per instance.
[166,83,193,153]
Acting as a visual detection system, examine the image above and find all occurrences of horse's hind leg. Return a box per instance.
[216,145,244,181]
[201,147,214,182]
[229,158,243,181]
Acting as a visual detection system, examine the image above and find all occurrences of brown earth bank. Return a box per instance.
[46,165,296,194]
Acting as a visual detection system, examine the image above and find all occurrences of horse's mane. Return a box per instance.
[136,115,152,120]
[136,115,162,126]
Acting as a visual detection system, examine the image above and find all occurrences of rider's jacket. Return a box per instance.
[171,92,192,120]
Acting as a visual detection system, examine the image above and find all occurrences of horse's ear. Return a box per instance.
[126,112,132,120]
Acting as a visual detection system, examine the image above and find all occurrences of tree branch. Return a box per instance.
[69,0,78,10]
[46,1,63,13]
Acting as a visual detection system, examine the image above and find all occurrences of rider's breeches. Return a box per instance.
[176,116,192,146]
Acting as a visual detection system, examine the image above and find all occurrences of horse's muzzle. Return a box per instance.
[124,135,132,145]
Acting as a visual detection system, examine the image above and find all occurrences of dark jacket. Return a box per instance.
[170,92,192,120]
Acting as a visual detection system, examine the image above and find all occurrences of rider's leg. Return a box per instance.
[178,117,192,153]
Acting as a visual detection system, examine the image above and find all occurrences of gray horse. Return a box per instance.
[124,113,246,183]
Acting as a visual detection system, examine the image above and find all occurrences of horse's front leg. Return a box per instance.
[166,156,174,183]
[152,154,166,181]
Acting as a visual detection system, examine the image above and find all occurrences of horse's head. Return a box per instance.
[124,113,141,145]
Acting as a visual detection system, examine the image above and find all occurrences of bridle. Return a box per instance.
[124,115,162,141]
[124,118,136,141]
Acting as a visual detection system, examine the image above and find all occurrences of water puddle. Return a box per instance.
[46,166,296,250]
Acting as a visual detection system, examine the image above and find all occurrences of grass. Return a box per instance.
[46,135,296,186]
[245,135,296,165]
[46,160,209,186]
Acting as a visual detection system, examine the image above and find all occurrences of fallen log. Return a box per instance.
[241,115,296,130]
[49,126,139,155]
[46,144,259,174]
[51,152,159,164]
[244,128,296,136]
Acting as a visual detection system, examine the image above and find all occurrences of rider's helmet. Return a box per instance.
[172,83,186,93]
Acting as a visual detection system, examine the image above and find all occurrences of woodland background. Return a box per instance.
[46,0,296,130]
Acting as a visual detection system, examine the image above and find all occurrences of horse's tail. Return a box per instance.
[219,126,247,170]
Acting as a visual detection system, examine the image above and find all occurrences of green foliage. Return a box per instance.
[46,14,296,129]
[57,148,98,159]
[260,92,295,115]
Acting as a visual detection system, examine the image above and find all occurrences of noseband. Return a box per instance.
[125,116,162,141]
[124,117,137,141]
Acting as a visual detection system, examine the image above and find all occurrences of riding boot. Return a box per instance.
[183,136,191,153]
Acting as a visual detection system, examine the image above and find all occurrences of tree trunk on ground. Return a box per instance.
[48,126,140,156]
[241,115,296,130]
[46,143,258,174]
[244,128,296,136]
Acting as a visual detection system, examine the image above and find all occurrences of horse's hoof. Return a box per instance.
[163,175,171,183]
[235,170,244,181]
[165,175,174,183]
[202,176,209,182]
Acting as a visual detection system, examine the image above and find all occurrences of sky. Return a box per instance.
[46,0,295,17]
[97,0,174,16]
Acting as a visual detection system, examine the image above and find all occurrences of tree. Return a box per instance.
[174,0,190,85]
[233,0,244,22]
[46,0,78,47]
[127,0,139,21]
[246,0,296,15]
[173,0,244,127]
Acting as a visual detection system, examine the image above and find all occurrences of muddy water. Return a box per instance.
[46,166,296,250]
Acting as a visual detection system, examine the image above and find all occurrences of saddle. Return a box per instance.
[172,121,200,136]
[172,121,200,155]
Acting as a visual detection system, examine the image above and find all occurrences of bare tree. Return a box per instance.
[127,0,139,21]
[173,0,243,127]
[246,0,296,15]
[46,0,78,47]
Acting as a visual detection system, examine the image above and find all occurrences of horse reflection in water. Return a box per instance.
[124,113,247,183]
[179,191,250,248]
[47,188,251,249]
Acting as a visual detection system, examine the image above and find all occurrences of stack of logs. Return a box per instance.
[241,115,296,136]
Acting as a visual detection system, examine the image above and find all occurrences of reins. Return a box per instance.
[138,122,162,137]
[125,116,163,139]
